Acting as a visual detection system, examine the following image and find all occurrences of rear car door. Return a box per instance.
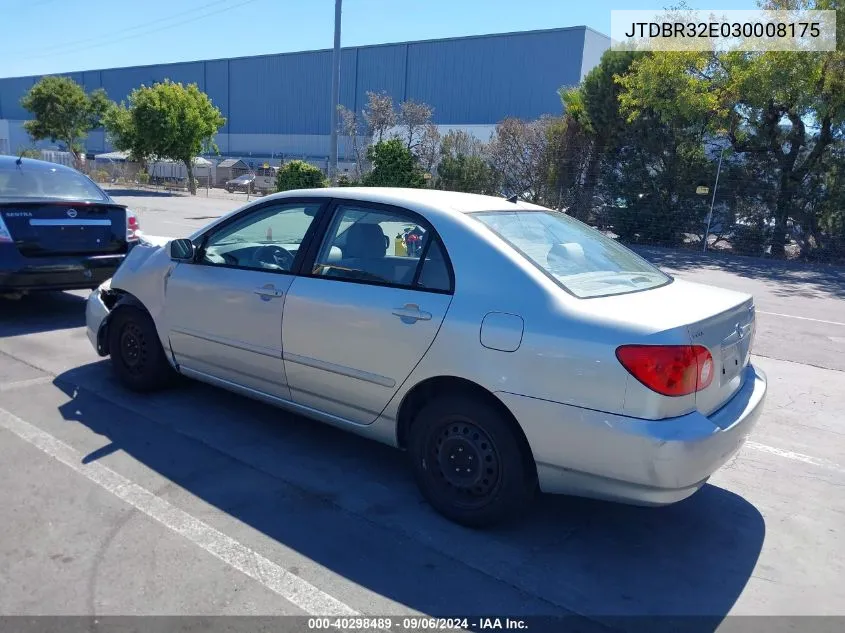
[163,199,326,399]
[281,200,455,424]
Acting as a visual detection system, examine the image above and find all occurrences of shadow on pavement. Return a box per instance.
[53,364,766,632]
[634,245,845,299]
[104,188,182,198]
[0,291,86,337]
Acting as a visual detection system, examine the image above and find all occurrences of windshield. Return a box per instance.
[0,165,109,201]
[472,210,671,299]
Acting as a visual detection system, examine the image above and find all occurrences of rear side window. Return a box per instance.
[473,210,671,299]
[0,166,108,201]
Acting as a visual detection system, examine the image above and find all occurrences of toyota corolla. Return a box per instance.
[85,188,767,527]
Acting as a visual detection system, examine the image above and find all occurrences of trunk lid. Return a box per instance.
[0,200,129,257]
[582,277,756,417]
[689,298,756,418]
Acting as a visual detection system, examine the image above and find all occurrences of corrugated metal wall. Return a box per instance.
[0,26,608,155]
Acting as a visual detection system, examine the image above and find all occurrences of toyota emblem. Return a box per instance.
[67,209,78,218]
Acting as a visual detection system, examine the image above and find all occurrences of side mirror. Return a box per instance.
[383,235,390,251]
[170,238,195,262]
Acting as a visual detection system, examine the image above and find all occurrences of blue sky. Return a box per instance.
[0,0,760,78]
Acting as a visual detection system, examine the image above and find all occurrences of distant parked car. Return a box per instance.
[225,173,256,193]
[85,188,766,527]
[0,156,140,295]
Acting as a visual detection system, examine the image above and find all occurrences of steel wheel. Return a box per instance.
[426,418,502,510]
[107,306,177,393]
[118,321,148,376]
[409,393,537,527]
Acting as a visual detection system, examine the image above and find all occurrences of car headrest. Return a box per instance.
[548,242,586,265]
[345,223,386,258]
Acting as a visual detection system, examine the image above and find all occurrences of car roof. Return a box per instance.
[270,187,550,217]
[0,155,79,173]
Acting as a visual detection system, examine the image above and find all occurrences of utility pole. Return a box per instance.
[703,146,725,253]
[328,0,342,185]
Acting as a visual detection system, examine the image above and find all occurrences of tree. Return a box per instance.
[276,160,327,191]
[397,100,434,150]
[617,0,845,257]
[436,130,496,194]
[363,91,396,142]
[103,80,225,195]
[102,102,146,164]
[20,76,112,166]
[337,104,364,178]
[361,139,426,188]
[416,123,441,176]
[558,50,643,220]
[488,117,555,202]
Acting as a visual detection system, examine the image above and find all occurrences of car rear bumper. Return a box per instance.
[0,252,127,292]
[496,363,767,506]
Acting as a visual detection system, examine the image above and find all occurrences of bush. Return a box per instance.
[91,169,111,183]
[337,174,359,187]
[731,224,769,257]
[138,171,150,185]
[276,160,327,192]
[16,146,42,159]
[361,139,426,188]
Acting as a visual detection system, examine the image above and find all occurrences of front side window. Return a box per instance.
[312,204,452,292]
[472,210,670,298]
[0,165,108,201]
[198,202,321,272]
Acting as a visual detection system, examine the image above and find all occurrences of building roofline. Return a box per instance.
[0,25,603,81]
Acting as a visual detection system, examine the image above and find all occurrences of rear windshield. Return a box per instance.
[472,210,671,298]
[0,165,109,201]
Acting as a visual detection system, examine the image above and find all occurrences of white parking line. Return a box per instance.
[756,311,845,327]
[0,376,55,392]
[0,406,358,617]
[745,441,844,474]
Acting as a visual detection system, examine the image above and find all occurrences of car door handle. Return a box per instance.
[254,285,284,298]
[392,304,432,322]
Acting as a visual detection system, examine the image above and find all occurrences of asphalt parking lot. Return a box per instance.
[1,190,843,629]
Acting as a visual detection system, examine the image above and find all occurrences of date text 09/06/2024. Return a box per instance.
[307,617,528,630]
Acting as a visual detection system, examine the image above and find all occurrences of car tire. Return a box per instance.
[108,306,176,392]
[408,394,537,528]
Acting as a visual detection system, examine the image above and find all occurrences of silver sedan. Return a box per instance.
[85,188,767,527]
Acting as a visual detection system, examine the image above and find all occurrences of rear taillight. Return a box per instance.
[126,210,140,241]
[616,344,714,397]
[0,215,12,243]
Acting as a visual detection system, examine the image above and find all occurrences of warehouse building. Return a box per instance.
[0,26,609,164]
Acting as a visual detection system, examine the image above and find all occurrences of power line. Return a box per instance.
[26,0,262,60]
[30,0,236,55]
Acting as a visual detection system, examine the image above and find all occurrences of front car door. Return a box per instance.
[281,200,455,424]
[163,198,326,399]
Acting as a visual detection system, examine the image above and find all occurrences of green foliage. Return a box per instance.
[16,146,42,159]
[20,76,112,161]
[275,160,327,191]
[103,80,225,195]
[436,154,496,194]
[361,139,426,188]
[617,7,845,257]
[435,129,496,194]
[336,174,359,187]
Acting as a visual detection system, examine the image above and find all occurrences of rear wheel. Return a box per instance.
[107,306,176,392]
[408,394,537,527]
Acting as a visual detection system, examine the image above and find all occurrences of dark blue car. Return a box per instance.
[0,155,140,294]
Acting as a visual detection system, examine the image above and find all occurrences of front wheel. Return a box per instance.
[408,394,537,528]
[107,306,177,392]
